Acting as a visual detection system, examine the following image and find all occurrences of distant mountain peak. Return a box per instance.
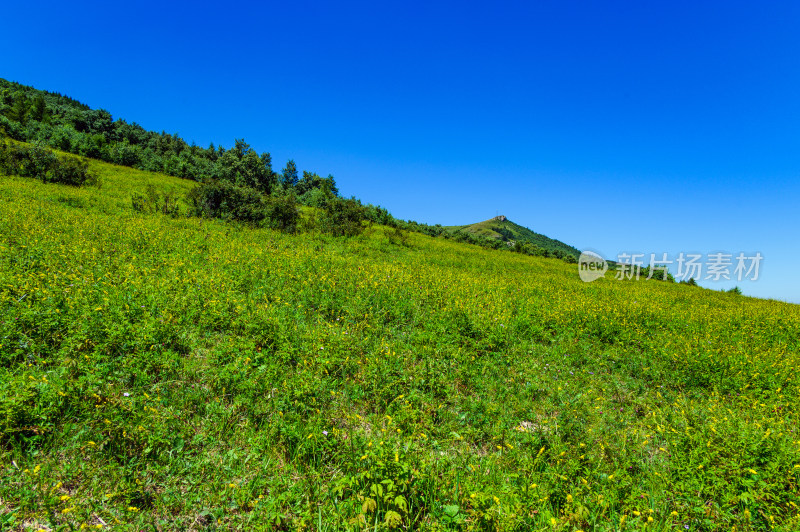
[445,216,580,260]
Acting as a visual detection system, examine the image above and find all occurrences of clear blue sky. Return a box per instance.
[3,1,799,302]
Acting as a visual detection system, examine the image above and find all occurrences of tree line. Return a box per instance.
[0,78,580,261]
[1,79,316,189]
[0,78,396,235]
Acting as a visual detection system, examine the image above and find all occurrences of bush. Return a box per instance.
[105,140,141,167]
[387,226,410,246]
[132,185,182,217]
[320,198,369,237]
[640,265,674,282]
[187,181,300,232]
[45,153,96,186]
[264,193,299,233]
[187,180,267,223]
[0,115,24,140]
[362,204,393,225]
[0,140,97,186]
[300,187,335,209]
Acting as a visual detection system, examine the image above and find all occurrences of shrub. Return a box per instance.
[187,180,267,223]
[132,185,182,217]
[362,204,393,226]
[320,197,369,237]
[387,226,410,246]
[45,153,96,186]
[300,187,335,209]
[0,140,97,186]
[187,181,300,232]
[264,193,300,233]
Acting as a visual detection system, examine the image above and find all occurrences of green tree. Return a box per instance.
[281,159,298,189]
[258,152,276,193]
[296,171,339,197]
[30,95,47,122]
[216,139,275,194]
[9,93,29,125]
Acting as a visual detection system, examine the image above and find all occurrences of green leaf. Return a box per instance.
[394,495,409,514]
[384,510,402,529]
[361,498,376,514]
[443,504,459,517]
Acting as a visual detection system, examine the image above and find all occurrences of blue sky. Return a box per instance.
[3,1,799,302]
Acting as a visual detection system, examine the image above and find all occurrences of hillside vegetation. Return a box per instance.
[445,218,580,260]
[0,78,583,265]
[1,155,799,531]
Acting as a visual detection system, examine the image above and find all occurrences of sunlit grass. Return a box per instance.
[1,159,799,531]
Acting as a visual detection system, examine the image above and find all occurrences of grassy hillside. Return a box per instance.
[1,159,799,531]
[446,217,580,259]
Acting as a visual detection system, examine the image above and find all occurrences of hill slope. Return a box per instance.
[1,157,799,530]
[0,78,578,263]
[447,216,581,258]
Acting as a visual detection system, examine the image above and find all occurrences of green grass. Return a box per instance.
[1,159,799,531]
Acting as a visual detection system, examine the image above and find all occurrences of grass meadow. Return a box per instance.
[1,159,799,531]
